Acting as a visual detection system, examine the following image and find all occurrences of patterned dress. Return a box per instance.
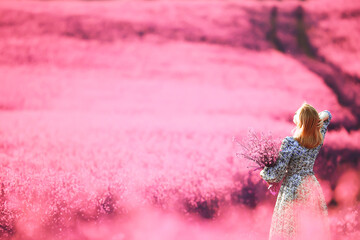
[260,110,332,240]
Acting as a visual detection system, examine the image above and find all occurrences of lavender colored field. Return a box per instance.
[0,0,359,239]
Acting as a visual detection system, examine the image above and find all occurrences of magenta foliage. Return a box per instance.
[0,0,359,239]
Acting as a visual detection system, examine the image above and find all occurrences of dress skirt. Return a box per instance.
[269,174,331,240]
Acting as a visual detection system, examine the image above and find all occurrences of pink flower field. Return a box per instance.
[0,0,359,239]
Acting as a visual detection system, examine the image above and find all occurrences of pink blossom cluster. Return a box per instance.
[233,128,282,171]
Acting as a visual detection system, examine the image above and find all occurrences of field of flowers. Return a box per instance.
[0,0,359,239]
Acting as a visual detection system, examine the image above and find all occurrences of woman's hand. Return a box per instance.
[317,119,324,128]
[318,110,329,128]
[260,169,264,178]
[260,170,280,195]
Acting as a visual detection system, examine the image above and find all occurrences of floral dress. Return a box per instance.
[260,110,332,240]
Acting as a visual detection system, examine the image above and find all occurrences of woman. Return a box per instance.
[260,102,332,240]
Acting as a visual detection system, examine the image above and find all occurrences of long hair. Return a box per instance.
[291,102,323,149]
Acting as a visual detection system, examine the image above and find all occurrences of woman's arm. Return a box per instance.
[318,110,331,128]
[260,136,294,183]
[318,110,332,138]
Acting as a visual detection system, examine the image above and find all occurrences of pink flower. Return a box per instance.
[233,128,281,171]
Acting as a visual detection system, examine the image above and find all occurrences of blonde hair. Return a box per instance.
[292,102,323,149]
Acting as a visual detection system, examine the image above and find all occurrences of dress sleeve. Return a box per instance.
[320,110,332,138]
[260,136,293,183]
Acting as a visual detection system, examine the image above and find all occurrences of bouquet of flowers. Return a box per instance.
[233,128,282,195]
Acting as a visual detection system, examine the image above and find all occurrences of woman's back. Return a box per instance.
[285,136,320,176]
[286,109,332,177]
